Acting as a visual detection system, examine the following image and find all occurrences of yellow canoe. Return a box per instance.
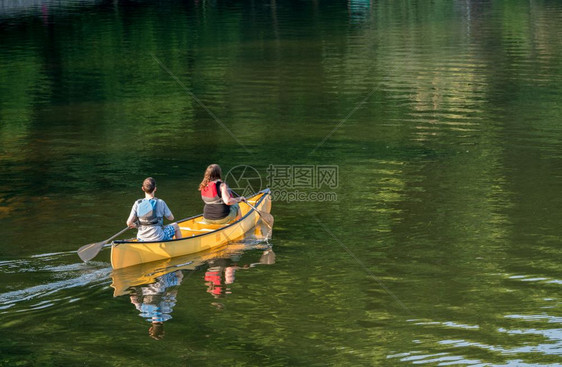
[111,189,272,270]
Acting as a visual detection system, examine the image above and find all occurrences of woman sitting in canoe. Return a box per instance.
[126,177,183,241]
[199,164,245,224]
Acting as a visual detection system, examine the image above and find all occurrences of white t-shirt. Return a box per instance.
[128,198,172,241]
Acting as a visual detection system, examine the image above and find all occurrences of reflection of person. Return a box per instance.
[149,322,165,340]
[199,164,245,224]
[204,249,276,300]
[129,270,184,340]
[126,177,182,241]
[204,259,229,298]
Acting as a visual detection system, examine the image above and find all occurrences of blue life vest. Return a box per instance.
[136,198,163,226]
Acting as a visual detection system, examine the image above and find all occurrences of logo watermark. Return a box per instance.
[270,189,338,203]
[225,164,338,202]
[224,165,263,197]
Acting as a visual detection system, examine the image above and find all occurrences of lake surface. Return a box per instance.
[2,0,562,365]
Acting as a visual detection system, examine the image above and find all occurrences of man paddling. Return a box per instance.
[126,177,183,241]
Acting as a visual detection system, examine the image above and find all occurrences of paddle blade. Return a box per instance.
[77,227,129,262]
[77,241,106,262]
[258,211,274,229]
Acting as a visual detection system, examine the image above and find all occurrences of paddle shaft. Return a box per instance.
[229,189,274,229]
[101,226,130,244]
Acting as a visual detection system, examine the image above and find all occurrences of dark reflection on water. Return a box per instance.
[1,0,562,365]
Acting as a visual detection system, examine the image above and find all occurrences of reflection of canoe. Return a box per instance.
[112,244,218,296]
[110,241,265,296]
[111,189,272,270]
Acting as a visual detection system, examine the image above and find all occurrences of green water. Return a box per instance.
[2,0,562,365]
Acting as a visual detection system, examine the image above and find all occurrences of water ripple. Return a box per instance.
[0,251,111,314]
[0,266,111,312]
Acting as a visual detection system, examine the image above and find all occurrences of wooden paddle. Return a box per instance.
[77,227,130,262]
[230,189,274,229]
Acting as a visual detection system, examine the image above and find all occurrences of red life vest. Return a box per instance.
[201,181,223,205]
[201,181,231,219]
